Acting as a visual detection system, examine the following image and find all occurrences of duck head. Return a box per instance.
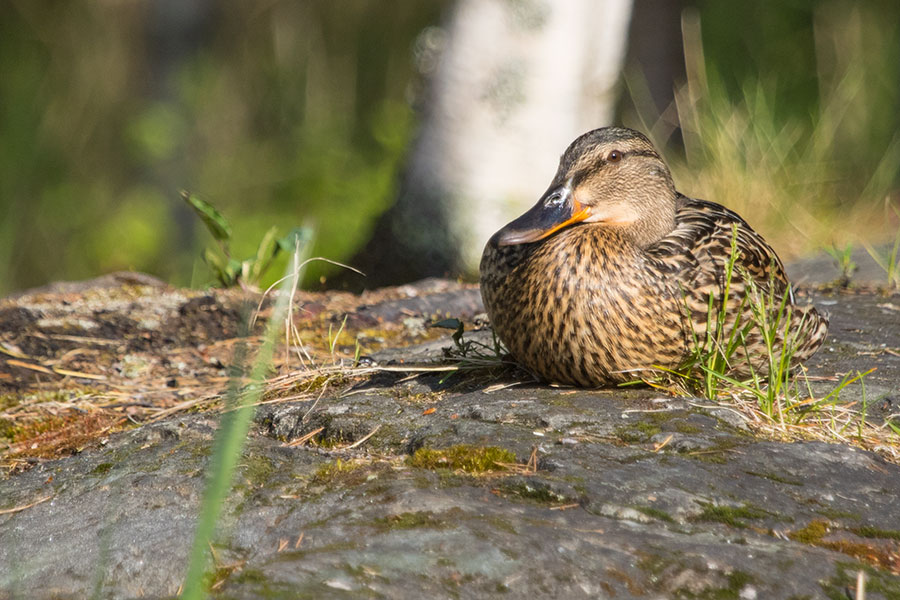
[496,127,678,249]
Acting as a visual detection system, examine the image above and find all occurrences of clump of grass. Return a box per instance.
[263,312,512,403]
[425,317,523,386]
[671,223,754,403]
[655,223,808,414]
[433,318,508,364]
[647,226,898,462]
[862,201,900,290]
[824,243,857,288]
[684,265,872,425]
[407,445,516,474]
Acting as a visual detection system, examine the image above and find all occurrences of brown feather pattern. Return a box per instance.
[480,127,828,387]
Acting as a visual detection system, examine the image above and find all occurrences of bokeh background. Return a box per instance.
[2,0,898,296]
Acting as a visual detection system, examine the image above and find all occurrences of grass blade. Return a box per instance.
[181,190,233,243]
[180,249,300,599]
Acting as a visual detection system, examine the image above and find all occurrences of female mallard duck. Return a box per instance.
[480,127,828,387]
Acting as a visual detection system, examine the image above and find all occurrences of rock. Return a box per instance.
[0,270,899,598]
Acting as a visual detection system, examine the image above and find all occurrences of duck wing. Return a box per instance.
[647,195,827,366]
[648,195,788,294]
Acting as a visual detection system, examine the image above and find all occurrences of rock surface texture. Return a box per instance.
[0,260,899,599]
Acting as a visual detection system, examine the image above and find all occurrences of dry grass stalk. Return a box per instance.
[494,447,540,475]
[0,494,52,515]
[339,424,381,451]
[284,427,325,448]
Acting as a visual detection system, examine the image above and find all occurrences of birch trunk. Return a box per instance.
[353,0,633,286]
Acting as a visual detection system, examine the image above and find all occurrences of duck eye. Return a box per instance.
[607,150,623,163]
[545,191,565,206]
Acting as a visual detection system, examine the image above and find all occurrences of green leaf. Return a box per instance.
[431,318,462,331]
[202,248,242,287]
[887,419,900,436]
[431,317,465,346]
[181,190,233,242]
[180,250,299,599]
[246,226,280,285]
[202,247,226,272]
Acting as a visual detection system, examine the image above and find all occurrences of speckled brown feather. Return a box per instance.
[480,128,828,387]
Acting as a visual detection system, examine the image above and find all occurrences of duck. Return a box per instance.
[479,126,828,387]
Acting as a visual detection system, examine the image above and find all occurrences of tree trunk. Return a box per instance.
[349,0,633,288]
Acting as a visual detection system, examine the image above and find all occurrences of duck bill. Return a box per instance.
[496,186,591,247]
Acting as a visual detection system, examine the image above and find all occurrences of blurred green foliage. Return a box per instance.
[0,1,445,295]
[1,0,898,295]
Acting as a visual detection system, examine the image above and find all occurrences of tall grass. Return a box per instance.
[180,247,303,599]
[647,225,893,455]
[862,201,900,289]
[675,224,751,402]
[660,225,809,414]
[680,265,871,428]
[629,5,900,260]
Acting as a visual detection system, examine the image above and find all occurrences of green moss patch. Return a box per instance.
[814,507,861,521]
[849,525,900,541]
[90,462,114,476]
[239,454,275,488]
[615,421,662,443]
[311,458,367,486]
[790,520,900,573]
[744,470,804,486]
[637,553,756,599]
[822,562,900,599]
[498,479,572,505]
[789,519,829,544]
[694,501,779,528]
[407,445,516,473]
[373,510,451,532]
[683,438,741,464]
[633,505,675,523]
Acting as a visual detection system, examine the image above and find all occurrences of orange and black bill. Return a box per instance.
[496,184,590,246]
